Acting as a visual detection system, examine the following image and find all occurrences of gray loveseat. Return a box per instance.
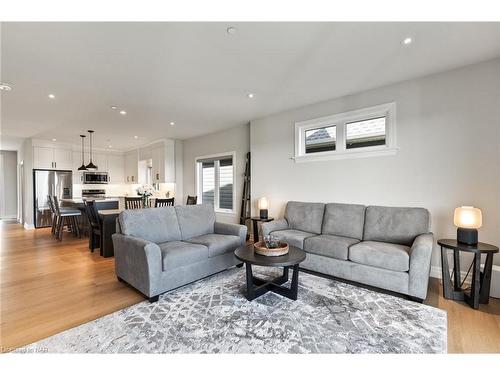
[262,202,433,301]
[112,204,247,302]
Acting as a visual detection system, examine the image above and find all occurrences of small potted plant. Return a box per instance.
[136,184,155,207]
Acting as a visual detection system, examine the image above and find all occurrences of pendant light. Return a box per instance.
[77,135,87,171]
[85,130,98,170]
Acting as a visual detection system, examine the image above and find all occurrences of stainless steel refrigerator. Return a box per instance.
[33,169,73,228]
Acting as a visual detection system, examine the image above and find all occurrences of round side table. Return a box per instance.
[438,239,498,309]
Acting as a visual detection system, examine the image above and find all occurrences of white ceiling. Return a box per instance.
[1,22,500,150]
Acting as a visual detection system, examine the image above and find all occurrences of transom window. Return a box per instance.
[196,153,235,213]
[294,102,397,162]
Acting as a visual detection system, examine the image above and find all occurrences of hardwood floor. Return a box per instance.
[1,221,499,353]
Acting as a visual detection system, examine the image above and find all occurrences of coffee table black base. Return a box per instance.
[245,263,299,301]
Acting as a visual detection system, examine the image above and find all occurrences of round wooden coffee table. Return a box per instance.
[234,244,306,301]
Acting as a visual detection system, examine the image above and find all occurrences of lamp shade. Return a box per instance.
[258,197,269,210]
[453,206,482,229]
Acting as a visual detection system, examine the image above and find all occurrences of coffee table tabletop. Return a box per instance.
[234,244,306,267]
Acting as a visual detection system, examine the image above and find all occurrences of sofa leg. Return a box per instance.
[236,263,244,268]
[117,276,123,282]
[148,295,159,303]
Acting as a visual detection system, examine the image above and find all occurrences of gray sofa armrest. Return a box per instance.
[112,233,162,297]
[214,222,247,245]
[261,218,289,238]
[408,232,434,300]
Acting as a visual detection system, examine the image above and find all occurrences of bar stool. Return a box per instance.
[47,195,58,236]
[53,196,81,240]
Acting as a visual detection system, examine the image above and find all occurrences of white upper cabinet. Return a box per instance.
[33,147,55,169]
[150,140,175,184]
[72,151,84,184]
[124,150,139,184]
[107,153,125,184]
[92,152,108,172]
[33,146,73,170]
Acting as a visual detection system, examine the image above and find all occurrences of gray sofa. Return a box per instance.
[112,204,247,302]
[262,202,433,300]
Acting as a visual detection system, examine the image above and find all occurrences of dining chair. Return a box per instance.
[84,200,102,253]
[47,195,58,236]
[186,195,197,205]
[155,198,175,207]
[125,197,143,209]
[53,196,81,241]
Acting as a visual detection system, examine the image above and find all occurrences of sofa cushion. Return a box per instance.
[270,229,316,249]
[119,206,182,243]
[285,201,325,234]
[322,203,366,240]
[349,241,410,272]
[363,206,430,246]
[158,241,208,271]
[175,204,215,240]
[186,233,241,258]
[304,234,359,261]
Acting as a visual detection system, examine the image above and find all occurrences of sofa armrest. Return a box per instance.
[261,218,289,238]
[408,232,434,300]
[214,222,247,245]
[112,233,162,297]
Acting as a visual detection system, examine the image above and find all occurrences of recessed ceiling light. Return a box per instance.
[402,37,413,45]
[134,135,138,139]
[0,82,13,91]
[111,106,117,110]
[48,94,55,99]
[247,93,254,99]
[120,110,127,115]
[52,138,57,142]
[226,26,237,35]
[108,145,113,148]
[170,122,175,126]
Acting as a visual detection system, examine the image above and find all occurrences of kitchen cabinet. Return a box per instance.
[92,152,108,172]
[151,140,175,183]
[107,153,125,183]
[72,151,84,184]
[124,150,139,183]
[33,146,73,170]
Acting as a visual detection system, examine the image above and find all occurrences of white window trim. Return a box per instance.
[195,151,237,215]
[294,102,398,163]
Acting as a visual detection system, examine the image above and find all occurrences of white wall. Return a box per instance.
[251,58,500,268]
[0,150,18,218]
[183,124,250,223]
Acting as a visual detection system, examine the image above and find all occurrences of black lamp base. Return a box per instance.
[457,227,478,245]
[259,209,268,219]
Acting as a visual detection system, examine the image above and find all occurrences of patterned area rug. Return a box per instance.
[19,267,447,353]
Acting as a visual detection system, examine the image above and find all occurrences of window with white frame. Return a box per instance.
[196,153,235,212]
[294,102,397,162]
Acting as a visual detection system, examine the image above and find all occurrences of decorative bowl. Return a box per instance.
[254,241,289,257]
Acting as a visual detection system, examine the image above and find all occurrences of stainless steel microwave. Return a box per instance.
[83,171,109,184]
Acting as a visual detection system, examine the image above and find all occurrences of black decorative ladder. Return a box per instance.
[239,152,251,240]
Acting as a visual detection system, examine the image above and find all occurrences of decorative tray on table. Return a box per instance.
[254,240,289,257]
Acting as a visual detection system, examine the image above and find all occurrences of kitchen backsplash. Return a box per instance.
[73,183,176,198]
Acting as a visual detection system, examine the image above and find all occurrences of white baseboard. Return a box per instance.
[430,264,500,298]
[23,222,35,230]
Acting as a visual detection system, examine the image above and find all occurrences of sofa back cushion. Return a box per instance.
[175,204,216,240]
[285,201,325,234]
[119,207,182,243]
[363,206,430,246]
[322,203,366,240]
